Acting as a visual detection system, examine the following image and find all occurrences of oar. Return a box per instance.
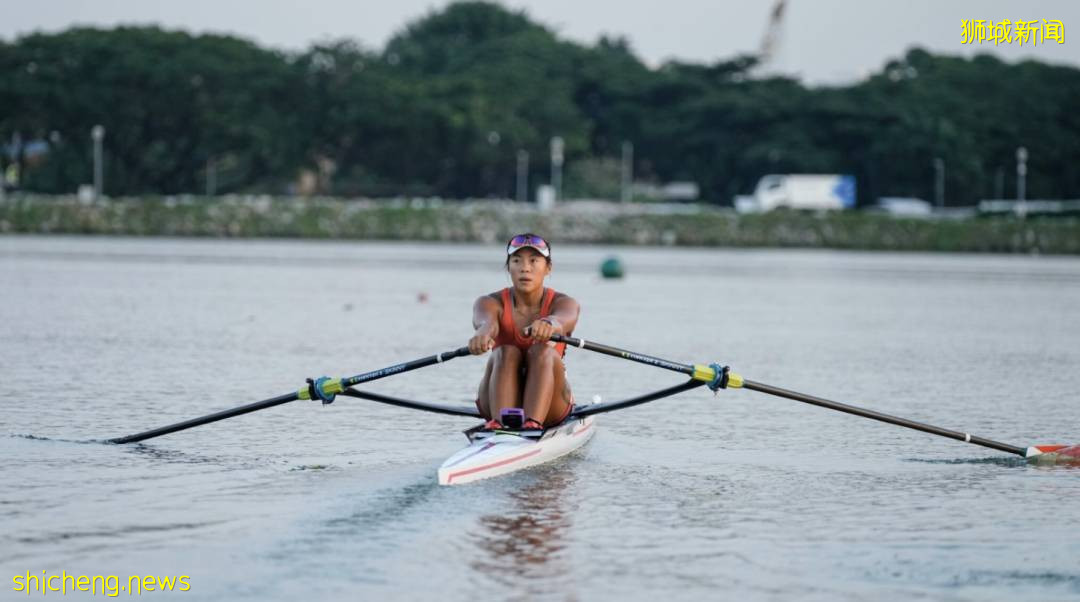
[111,347,471,444]
[550,333,1074,460]
[548,333,732,385]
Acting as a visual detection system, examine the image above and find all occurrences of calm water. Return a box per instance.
[2,235,1079,601]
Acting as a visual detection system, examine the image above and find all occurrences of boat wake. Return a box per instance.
[903,456,1028,467]
[289,464,335,472]
[7,433,102,445]
[905,455,1080,468]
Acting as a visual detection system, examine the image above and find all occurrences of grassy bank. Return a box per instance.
[2,195,1078,254]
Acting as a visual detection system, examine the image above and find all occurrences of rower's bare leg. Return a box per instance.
[475,356,495,420]
[523,344,572,427]
[485,345,523,421]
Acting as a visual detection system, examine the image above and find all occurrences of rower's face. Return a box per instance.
[507,248,550,290]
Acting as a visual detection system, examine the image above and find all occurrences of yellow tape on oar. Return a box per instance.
[692,364,714,382]
[298,377,345,402]
[691,364,743,389]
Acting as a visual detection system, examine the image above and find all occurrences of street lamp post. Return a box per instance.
[1016,146,1027,218]
[91,125,105,201]
[206,157,217,197]
[550,136,563,202]
[620,141,633,203]
[515,150,529,203]
[932,157,945,209]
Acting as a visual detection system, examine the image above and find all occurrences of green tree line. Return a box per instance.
[2,1,1078,205]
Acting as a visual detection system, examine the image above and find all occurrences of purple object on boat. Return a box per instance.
[499,408,525,429]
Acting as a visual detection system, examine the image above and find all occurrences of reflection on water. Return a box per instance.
[470,470,577,597]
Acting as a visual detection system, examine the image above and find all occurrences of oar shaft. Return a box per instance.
[110,392,299,444]
[342,347,471,387]
[743,379,1027,457]
[572,380,707,417]
[338,389,482,417]
[111,346,473,444]
[550,334,695,377]
[552,332,1029,458]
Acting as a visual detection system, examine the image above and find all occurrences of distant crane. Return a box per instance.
[755,0,787,75]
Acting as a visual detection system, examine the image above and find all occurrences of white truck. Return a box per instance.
[736,174,857,212]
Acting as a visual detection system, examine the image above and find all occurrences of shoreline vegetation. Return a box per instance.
[4,9,1080,209]
[1,195,1078,254]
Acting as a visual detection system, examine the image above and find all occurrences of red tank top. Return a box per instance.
[493,287,567,356]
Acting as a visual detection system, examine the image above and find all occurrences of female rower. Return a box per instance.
[468,233,580,431]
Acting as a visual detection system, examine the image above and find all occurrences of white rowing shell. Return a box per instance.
[437,416,595,485]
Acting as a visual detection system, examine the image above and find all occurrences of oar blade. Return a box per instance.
[1026,444,1080,465]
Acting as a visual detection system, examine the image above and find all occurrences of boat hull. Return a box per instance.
[437,416,595,485]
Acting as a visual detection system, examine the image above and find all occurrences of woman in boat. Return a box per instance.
[468,233,580,431]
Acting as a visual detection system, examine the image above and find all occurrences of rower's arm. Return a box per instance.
[544,295,580,335]
[472,295,501,338]
[469,295,502,355]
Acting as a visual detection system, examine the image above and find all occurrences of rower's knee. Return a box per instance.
[526,344,558,366]
[492,345,523,369]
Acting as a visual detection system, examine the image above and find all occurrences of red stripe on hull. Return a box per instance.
[445,447,543,484]
[442,441,496,469]
[572,422,593,437]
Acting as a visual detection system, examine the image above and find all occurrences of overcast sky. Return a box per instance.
[4,0,1079,84]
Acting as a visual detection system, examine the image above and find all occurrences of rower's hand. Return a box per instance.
[468,332,495,355]
[525,318,560,343]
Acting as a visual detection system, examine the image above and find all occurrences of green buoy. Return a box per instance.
[600,256,624,279]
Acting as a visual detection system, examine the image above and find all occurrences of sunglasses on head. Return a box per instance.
[506,234,550,256]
